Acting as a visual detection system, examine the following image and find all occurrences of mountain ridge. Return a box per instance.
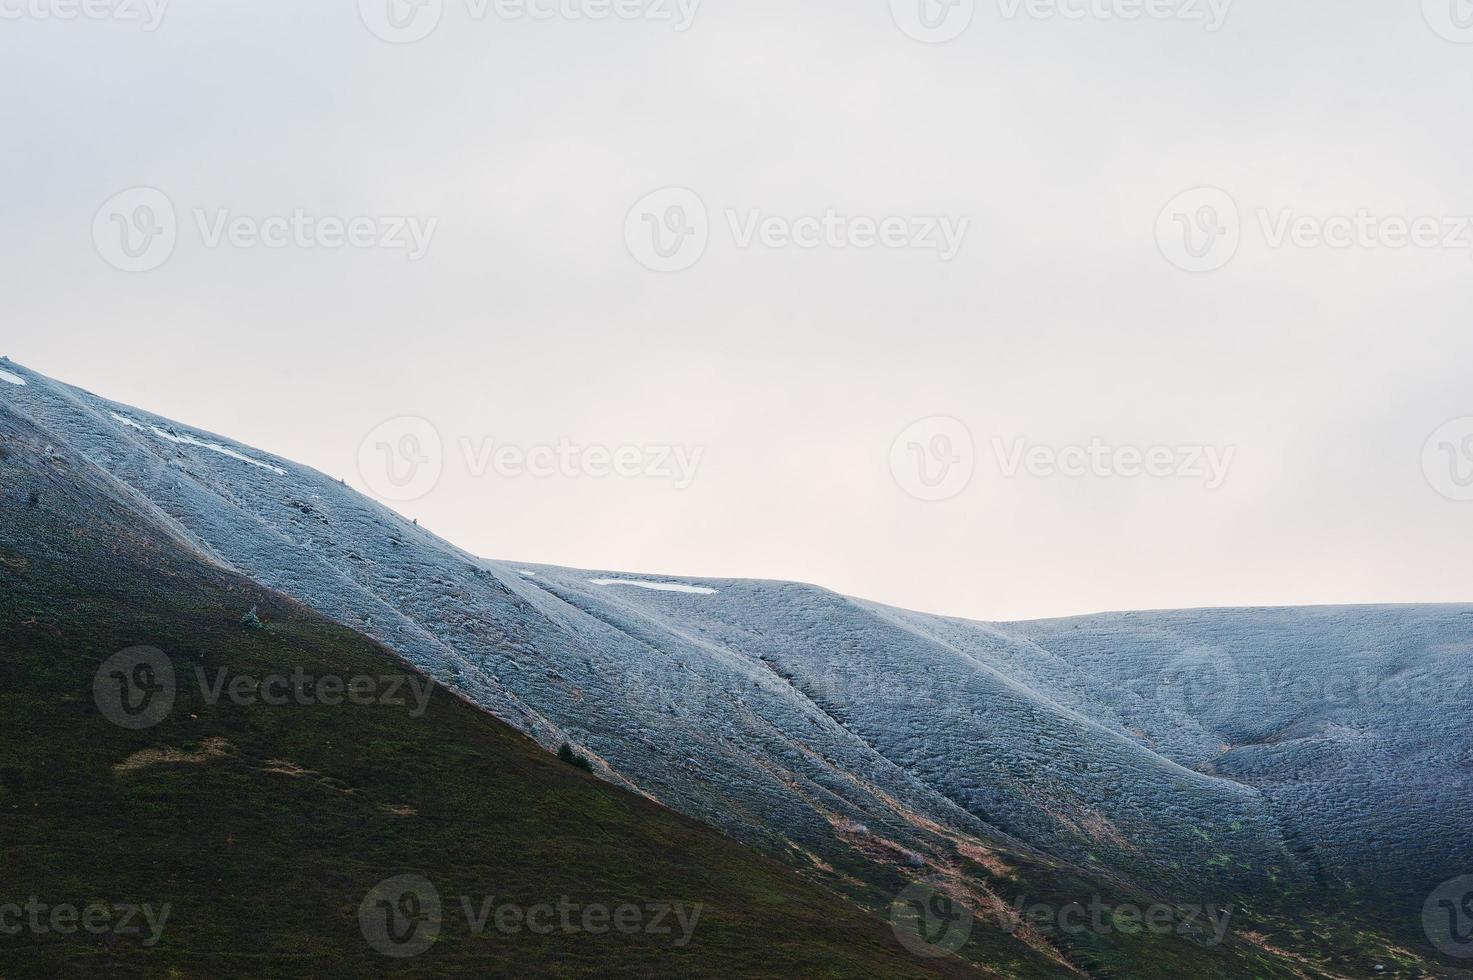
[3,355,1465,977]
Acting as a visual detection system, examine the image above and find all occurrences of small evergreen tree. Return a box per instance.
[240,605,264,630]
[557,742,593,772]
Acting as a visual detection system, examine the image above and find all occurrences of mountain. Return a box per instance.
[0,371,986,979]
[2,357,1466,977]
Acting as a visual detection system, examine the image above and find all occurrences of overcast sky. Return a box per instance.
[4,0,1472,621]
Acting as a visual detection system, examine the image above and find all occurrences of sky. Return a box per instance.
[3,0,1472,621]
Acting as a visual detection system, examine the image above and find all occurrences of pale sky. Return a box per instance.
[4,0,1472,621]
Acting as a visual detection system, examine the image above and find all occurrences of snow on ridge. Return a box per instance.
[589,578,717,595]
[110,412,287,476]
[0,368,27,386]
[111,413,147,432]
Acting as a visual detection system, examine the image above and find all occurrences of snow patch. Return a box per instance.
[516,570,538,577]
[0,368,27,386]
[589,578,717,595]
[111,413,287,475]
[111,413,147,432]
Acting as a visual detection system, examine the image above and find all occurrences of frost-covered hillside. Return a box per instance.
[2,357,1466,973]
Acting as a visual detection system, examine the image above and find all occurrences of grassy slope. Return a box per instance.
[0,411,988,979]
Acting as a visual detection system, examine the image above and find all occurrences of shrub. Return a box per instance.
[240,605,264,630]
[557,742,593,772]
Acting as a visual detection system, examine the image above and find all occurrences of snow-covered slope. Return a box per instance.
[1005,607,1472,906]
[0,359,1035,905]
[2,357,1466,948]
